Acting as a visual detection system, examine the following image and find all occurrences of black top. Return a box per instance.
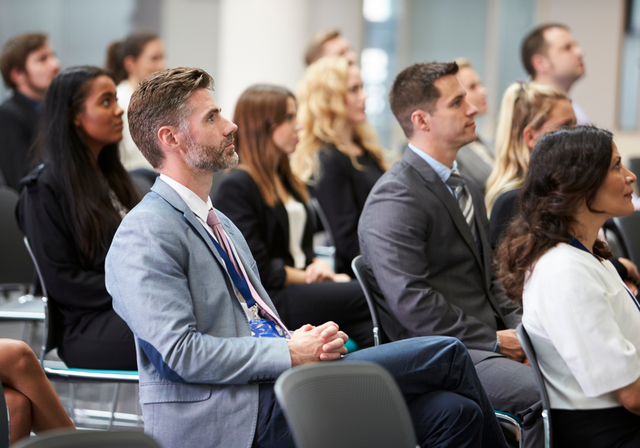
[0,92,40,191]
[16,165,116,328]
[213,169,316,292]
[313,144,385,276]
[489,189,521,249]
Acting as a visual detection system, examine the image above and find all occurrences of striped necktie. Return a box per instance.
[446,170,476,241]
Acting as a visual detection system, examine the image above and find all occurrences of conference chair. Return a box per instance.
[614,212,640,265]
[310,197,336,270]
[517,324,552,448]
[23,237,139,430]
[0,381,9,448]
[12,429,160,448]
[352,255,523,447]
[275,362,419,448]
[0,187,44,345]
[351,255,385,346]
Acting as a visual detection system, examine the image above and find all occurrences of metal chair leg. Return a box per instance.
[108,383,120,431]
[68,383,77,425]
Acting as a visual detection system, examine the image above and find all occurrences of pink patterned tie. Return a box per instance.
[207,209,291,337]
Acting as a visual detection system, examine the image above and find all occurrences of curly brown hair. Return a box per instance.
[496,126,613,302]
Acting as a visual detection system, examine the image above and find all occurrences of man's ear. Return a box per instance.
[531,53,549,76]
[410,109,431,133]
[157,126,184,155]
[9,67,27,89]
[522,126,538,150]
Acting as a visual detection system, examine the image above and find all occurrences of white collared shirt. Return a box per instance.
[159,174,255,320]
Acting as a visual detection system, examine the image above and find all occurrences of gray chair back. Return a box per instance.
[614,212,640,265]
[516,323,552,448]
[12,429,160,448]
[275,362,418,448]
[0,187,34,287]
[352,255,384,346]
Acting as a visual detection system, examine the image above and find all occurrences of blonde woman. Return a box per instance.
[292,56,388,276]
[486,81,574,246]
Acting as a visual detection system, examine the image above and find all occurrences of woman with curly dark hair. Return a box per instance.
[497,126,640,447]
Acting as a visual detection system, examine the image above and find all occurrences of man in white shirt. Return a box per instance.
[521,23,590,125]
[105,67,507,448]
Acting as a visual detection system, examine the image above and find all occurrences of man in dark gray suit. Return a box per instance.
[358,61,542,448]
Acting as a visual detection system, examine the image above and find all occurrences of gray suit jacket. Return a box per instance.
[358,148,521,353]
[106,178,291,448]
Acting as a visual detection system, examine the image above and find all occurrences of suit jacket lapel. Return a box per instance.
[151,179,227,270]
[151,179,282,317]
[404,149,484,269]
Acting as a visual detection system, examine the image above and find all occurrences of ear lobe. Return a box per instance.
[523,127,538,150]
[71,111,81,128]
[410,110,431,132]
[9,67,26,87]
[531,54,548,75]
[157,126,183,153]
[123,55,136,75]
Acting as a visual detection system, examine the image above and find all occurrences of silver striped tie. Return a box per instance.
[446,170,476,240]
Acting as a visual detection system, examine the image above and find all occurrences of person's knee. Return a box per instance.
[2,339,38,377]
[411,390,483,444]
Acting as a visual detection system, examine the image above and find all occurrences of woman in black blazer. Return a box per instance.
[213,84,373,349]
[291,56,388,277]
[17,66,139,370]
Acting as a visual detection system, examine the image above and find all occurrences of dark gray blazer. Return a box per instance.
[358,148,521,353]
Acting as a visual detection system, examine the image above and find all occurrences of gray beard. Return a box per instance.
[185,137,238,173]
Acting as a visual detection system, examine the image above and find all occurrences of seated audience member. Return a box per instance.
[521,23,590,124]
[485,81,575,246]
[485,81,639,293]
[105,31,166,180]
[1,339,74,444]
[497,126,640,447]
[17,66,139,370]
[0,33,59,191]
[358,61,543,448]
[292,56,388,277]
[106,67,508,448]
[214,84,373,348]
[304,28,357,66]
[454,57,494,193]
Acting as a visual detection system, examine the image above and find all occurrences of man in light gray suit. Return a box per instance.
[358,61,543,448]
[105,67,507,448]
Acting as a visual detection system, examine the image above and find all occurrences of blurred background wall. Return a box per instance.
[1,0,639,158]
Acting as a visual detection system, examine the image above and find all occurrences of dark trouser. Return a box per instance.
[253,337,507,448]
[552,406,640,447]
[469,350,543,448]
[59,308,137,370]
[270,280,374,348]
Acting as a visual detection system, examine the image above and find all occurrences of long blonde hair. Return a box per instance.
[291,56,387,182]
[485,81,568,213]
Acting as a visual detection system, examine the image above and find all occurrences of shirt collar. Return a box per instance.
[407,142,458,184]
[159,174,212,222]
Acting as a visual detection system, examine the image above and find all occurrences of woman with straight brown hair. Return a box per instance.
[213,84,373,349]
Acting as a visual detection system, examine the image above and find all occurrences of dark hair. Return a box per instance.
[233,84,308,207]
[105,31,159,85]
[128,67,213,169]
[0,33,48,89]
[496,126,613,302]
[37,66,139,260]
[304,29,341,66]
[389,61,459,138]
[521,23,569,77]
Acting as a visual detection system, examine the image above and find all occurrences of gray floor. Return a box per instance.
[0,290,143,432]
